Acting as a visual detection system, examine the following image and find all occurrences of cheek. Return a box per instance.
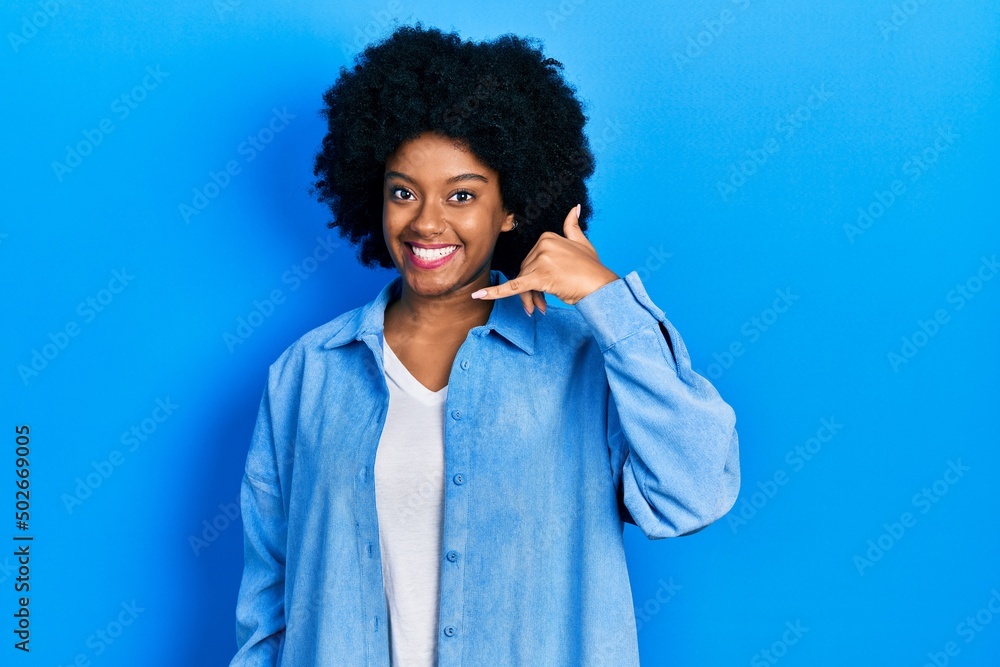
[457,217,501,249]
[382,207,405,239]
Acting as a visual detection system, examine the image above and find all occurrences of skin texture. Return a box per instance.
[381,131,618,391]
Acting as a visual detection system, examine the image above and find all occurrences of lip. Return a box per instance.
[407,241,460,249]
[405,242,461,270]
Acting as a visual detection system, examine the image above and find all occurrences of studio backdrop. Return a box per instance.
[4,0,999,665]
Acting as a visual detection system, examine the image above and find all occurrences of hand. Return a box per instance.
[471,204,620,314]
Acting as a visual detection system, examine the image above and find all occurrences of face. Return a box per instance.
[383,131,515,298]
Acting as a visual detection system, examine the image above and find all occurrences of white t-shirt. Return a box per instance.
[374,336,447,667]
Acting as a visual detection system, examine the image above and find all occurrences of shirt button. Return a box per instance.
[451,409,461,420]
[443,625,456,637]
[453,473,465,485]
[460,359,470,370]
[446,550,458,562]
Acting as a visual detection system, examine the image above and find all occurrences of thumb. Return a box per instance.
[563,204,588,243]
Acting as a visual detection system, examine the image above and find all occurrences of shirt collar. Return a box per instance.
[321,270,535,355]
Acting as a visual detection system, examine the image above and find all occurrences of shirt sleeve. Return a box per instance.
[574,270,741,539]
[231,375,287,664]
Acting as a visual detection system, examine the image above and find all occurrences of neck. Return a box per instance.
[385,271,495,337]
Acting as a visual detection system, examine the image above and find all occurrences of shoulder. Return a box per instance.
[266,304,366,385]
[534,303,601,355]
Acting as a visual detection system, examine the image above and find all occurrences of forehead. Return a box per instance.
[385,131,496,179]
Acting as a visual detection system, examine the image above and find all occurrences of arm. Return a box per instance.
[231,377,287,665]
[575,270,741,539]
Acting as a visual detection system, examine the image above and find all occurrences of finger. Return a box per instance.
[532,289,547,315]
[521,291,534,317]
[518,290,546,317]
[471,272,537,300]
[562,204,590,246]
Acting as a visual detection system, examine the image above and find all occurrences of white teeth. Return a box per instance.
[410,245,458,260]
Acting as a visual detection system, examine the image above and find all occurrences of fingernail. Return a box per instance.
[471,289,487,299]
[523,306,532,317]
[575,204,581,220]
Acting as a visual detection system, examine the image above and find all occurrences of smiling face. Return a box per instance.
[382,131,515,298]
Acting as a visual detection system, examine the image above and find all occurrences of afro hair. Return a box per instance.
[310,23,596,280]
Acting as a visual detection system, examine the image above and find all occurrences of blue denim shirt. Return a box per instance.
[231,269,740,666]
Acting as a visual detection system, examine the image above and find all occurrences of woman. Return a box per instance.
[232,23,740,667]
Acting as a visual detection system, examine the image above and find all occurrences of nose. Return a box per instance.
[408,198,447,237]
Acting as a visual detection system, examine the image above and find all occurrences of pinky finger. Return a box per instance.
[532,290,547,315]
[520,292,535,317]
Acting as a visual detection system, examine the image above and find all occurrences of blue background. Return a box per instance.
[4,0,999,665]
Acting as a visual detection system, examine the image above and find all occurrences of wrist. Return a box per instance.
[575,268,620,304]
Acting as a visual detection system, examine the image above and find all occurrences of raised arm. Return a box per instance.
[575,270,741,539]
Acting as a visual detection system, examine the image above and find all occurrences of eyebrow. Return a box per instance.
[384,171,489,185]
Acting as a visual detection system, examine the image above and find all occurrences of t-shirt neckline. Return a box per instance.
[382,336,449,405]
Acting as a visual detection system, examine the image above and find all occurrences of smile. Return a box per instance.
[406,243,460,269]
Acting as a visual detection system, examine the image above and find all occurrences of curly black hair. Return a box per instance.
[310,23,596,280]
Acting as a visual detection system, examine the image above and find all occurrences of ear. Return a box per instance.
[502,210,517,232]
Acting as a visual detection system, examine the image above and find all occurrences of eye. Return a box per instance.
[390,186,414,201]
[449,190,475,203]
